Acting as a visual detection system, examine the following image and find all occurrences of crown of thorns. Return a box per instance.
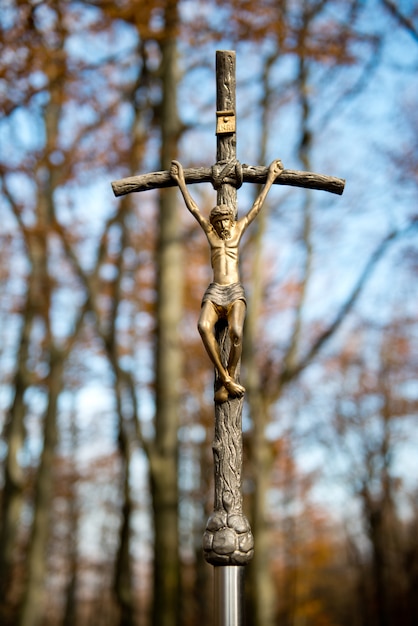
[209,204,234,224]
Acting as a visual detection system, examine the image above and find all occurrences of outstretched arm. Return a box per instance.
[170,161,210,231]
[241,159,284,229]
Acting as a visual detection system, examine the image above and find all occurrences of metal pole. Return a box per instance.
[214,566,245,626]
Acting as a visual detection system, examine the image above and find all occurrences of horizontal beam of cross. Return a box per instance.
[111,164,345,197]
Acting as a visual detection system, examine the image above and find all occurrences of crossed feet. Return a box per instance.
[215,376,245,404]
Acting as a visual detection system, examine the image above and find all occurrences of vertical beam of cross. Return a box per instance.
[201,51,254,569]
[215,51,239,215]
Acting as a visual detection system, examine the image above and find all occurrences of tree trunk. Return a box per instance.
[242,49,279,626]
[18,23,67,623]
[150,3,183,625]
[62,411,79,626]
[108,204,137,626]
[19,355,64,626]
[243,208,277,626]
[0,305,33,622]
[113,389,136,626]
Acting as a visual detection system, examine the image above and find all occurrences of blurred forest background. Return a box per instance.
[1,1,418,625]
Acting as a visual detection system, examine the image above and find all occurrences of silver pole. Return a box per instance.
[214,566,245,626]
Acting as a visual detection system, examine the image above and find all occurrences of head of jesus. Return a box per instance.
[210,204,235,240]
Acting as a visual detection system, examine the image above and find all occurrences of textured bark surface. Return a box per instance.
[203,322,254,565]
[215,50,238,212]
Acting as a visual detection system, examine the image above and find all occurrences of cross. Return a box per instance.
[111,50,345,623]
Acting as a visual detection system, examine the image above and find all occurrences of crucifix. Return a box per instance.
[112,50,345,625]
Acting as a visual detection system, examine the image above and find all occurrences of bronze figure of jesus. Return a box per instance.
[170,158,284,403]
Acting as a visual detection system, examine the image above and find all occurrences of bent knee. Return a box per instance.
[229,325,243,345]
[198,319,213,337]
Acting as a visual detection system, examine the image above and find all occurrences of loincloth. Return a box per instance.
[201,282,246,318]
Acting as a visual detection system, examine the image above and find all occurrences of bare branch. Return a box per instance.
[382,0,418,43]
[278,218,418,389]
